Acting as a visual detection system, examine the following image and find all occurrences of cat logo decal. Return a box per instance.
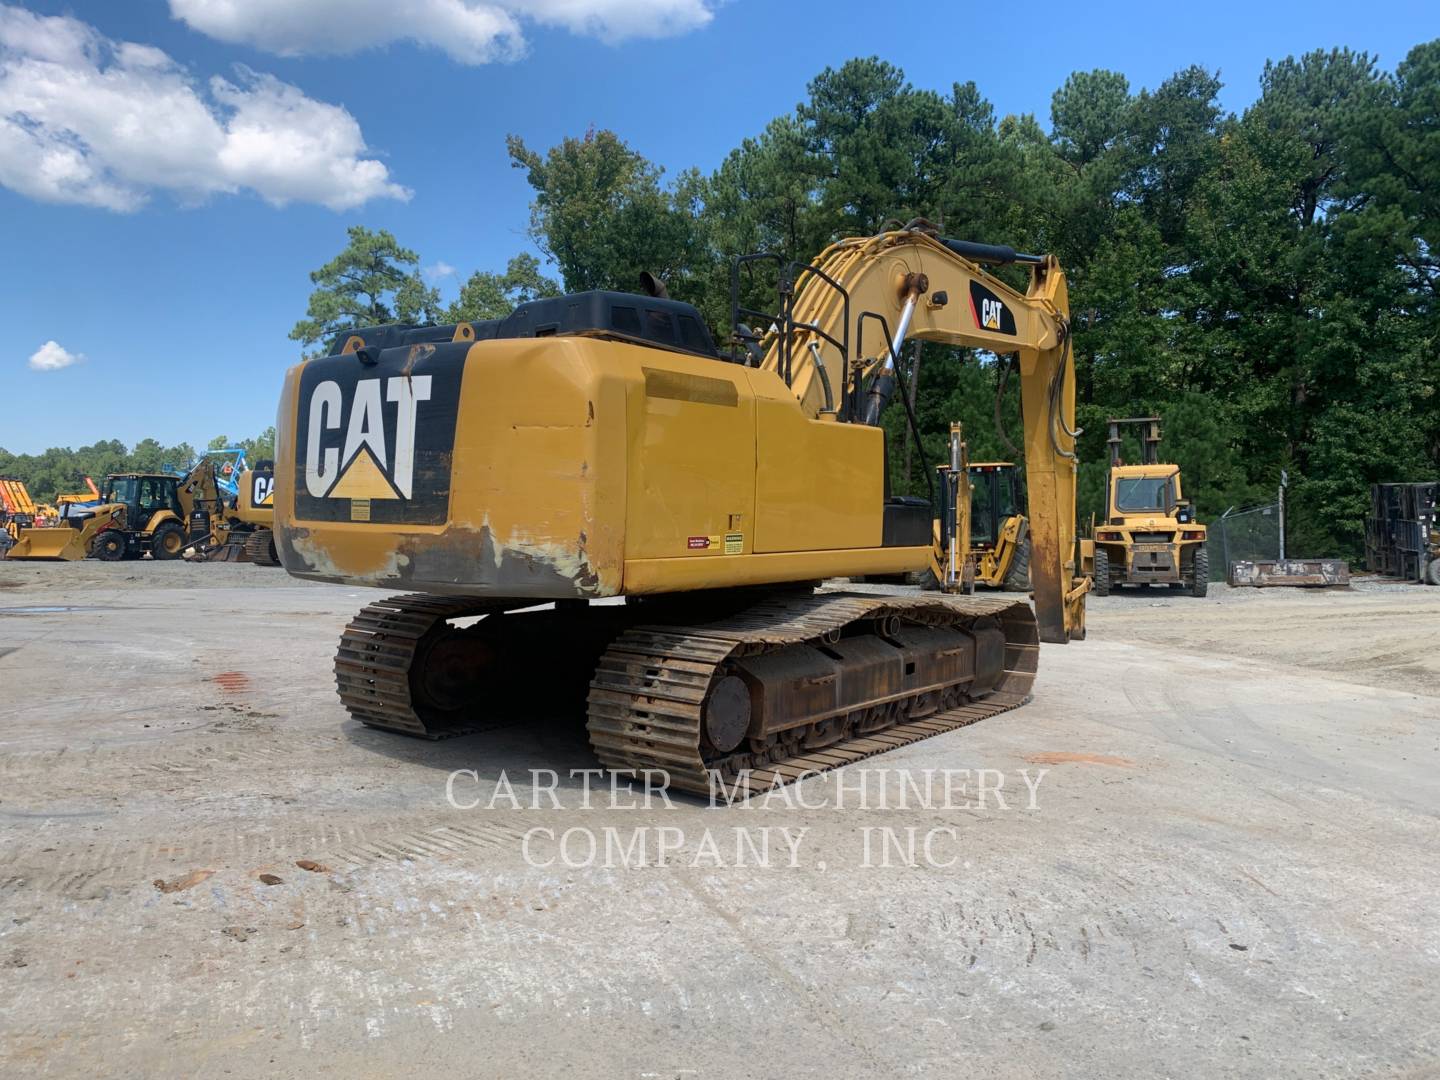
[294,343,464,525]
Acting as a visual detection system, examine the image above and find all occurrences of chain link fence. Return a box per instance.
[1214,502,1282,580]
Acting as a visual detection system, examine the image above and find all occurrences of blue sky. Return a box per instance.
[2,0,1436,455]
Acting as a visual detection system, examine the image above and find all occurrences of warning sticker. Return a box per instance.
[351,498,372,522]
[724,533,743,555]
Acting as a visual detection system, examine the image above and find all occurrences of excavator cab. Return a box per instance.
[102,475,179,523]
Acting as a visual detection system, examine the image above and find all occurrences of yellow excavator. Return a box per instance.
[274,223,1088,793]
[7,460,226,561]
[204,463,280,564]
[237,464,279,565]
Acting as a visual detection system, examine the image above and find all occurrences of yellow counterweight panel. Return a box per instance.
[751,367,883,554]
[624,357,755,561]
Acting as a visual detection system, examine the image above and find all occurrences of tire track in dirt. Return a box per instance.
[0,818,533,899]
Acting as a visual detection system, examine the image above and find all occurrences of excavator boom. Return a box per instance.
[752,227,1084,641]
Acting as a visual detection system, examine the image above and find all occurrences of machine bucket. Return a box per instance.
[1227,559,1350,588]
[5,526,88,561]
[204,542,251,563]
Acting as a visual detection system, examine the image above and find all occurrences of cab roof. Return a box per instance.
[1111,463,1179,478]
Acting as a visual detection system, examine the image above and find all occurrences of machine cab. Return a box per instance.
[1106,465,1183,525]
[968,462,1023,550]
[102,474,182,531]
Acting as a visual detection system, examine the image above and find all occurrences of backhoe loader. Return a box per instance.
[275,222,1088,793]
[921,437,1030,593]
[1091,417,1208,596]
[966,461,1030,590]
[7,460,226,561]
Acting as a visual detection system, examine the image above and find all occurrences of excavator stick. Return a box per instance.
[1016,261,1085,642]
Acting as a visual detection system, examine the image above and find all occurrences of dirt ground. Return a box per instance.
[1,559,1437,1078]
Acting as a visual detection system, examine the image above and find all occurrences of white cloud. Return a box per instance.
[0,5,409,212]
[28,340,83,371]
[169,0,715,63]
[424,260,456,282]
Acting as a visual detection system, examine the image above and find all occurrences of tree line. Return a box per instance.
[0,431,275,504]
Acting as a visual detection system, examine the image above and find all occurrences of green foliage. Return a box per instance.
[289,226,428,352]
[206,429,277,463]
[446,254,560,323]
[506,129,699,298]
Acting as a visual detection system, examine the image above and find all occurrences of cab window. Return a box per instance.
[105,477,138,504]
[971,477,996,544]
[1115,476,1173,512]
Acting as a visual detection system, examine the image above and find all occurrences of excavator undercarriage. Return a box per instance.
[336,589,1036,795]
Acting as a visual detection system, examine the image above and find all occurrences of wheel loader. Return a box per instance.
[6,460,227,561]
[1090,417,1209,597]
[274,223,1089,794]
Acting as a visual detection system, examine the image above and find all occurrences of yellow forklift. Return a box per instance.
[1091,417,1208,596]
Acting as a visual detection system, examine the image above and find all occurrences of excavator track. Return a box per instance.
[335,590,1038,794]
[244,528,279,566]
[587,591,1038,796]
[335,594,524,738]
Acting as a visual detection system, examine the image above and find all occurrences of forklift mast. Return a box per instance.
[1107,417,1163,467]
